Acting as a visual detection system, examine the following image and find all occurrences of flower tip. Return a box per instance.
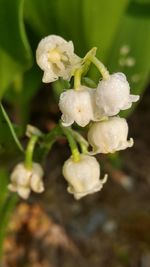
[18,187,31,200]
[128,138,134,147]
[102,174,108,184]
[130,94,140,103]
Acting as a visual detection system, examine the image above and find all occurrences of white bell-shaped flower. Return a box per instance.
[95,72,139,116]
[88,116,133,154]
[59,86,95,127]
[62,154,107,200]
[36,35,80,83]
[8,162,44,199]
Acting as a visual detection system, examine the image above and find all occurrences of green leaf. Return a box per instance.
[0,168,18,257]
[0,0,32,68]
[4,64,42,125]
[0,169,9,209]
[0,0,33,99]
[107,2,150,117]
[82,0,130,62]
[54,0,86,55]
[24,0,87,55]
[24,0,57,36]
[0,48,21,99]
[0,104,24,162]
[0,195,17,258]
[131,0,150,6]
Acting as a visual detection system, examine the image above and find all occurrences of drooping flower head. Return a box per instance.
[62,154,107,200]
[88,116,133,154]
[8,162,44,199]
[95,72,139,116]
[59,86,96,127]
[36,35,80,83]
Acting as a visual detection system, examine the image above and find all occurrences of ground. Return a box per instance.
[2,86,150,267]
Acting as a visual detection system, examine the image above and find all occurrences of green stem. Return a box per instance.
[60,123,80,162]
[25,135,39,169]
[35,125,64,162]
[74,68,82,89]
[90,56,110,80]
[74,49,95,90]
[70,129,89,154]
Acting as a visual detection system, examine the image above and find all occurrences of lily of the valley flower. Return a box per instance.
[95,72,139,116]
[88,116,133,154]
[59,86,96,127]
[36,35,80,83]
[62,154,107,200]
[8,162,44,199]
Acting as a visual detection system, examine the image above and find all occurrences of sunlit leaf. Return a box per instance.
[82,0,130,62]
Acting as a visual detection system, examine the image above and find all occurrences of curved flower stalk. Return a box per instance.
[88,116,133,154]
[59,86,96,127]
[63,154,107,200]
[95,72,139,117]
[36,35,81,83]
[8,162,44,199]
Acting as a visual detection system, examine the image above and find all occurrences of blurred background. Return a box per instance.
[0,0,150,266]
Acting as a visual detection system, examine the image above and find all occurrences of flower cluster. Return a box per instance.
[9,35,139,200]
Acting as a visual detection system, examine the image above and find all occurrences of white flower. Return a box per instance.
[59,86,95,127]
[62,154,107,200]
[88,116,133,154]
[8,162,44,199]
[36,35,80,83]
[95,72,139,116]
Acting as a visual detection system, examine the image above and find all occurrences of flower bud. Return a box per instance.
[62,154,107,199]
[8,163,44,199]
[36,35,80,83]
[95,72,139,116]
[59,86,95,127]
[88,116,133,154]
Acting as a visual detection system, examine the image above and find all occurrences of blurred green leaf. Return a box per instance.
[132,0,150,5]
[107,2,150,117]
[0,0,32,67]
[24,0,85,55]
[4,64,42,125]
[82,0,130,62]
[0,168,18,258]
[0,48,20,99]
[55,0,86,55]
[0,0,33,99]
[0,169,9,208]
[0,168,17,258]
[0,104,24,161]
[24,0,57,36]
[0,194,17,258]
